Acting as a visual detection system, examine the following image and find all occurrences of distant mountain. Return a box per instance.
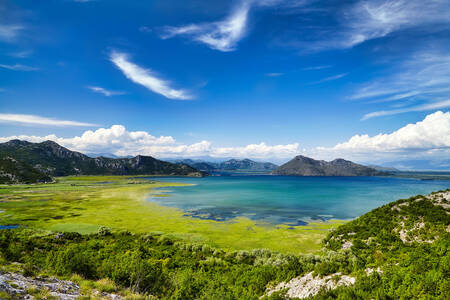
[219,159,278,172]
[171,158,278,173]
[0,140,204,177]
[272,155,386,176]
[367,165,399,172]
[0,156,52,184]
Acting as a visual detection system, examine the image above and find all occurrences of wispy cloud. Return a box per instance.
[139,26,152,33]
[350,49,450,119]
[279,0,450,52]
[161,1,251,52]
[0,64,38,71]
[0,114,97,127]
[303,65,332,71]
[87,86,126,97]
[8,50,33,58]
[362,99,450,120]
[352,50,450,102]
[109,51,192,100]
[0,24,24,42]
[265,72,284,77]
[309,72,348,85]
[339,0,450,49]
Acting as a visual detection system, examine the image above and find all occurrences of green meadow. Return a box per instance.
[0,176,343,254]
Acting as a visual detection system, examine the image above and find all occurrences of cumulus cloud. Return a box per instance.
[110,51,192,100]
[335,111,450,151]
[161,0,251,52]
[0,125,300,159]
[313,111,450,163]
[0,64,38,71]
[0,114,97,127]
[87,86,125,97]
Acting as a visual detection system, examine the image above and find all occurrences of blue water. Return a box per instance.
[0,225,19,230]
[146,176,449,224]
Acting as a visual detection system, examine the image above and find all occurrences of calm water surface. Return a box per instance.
[146,176,449,224]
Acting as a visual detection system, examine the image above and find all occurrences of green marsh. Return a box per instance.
[0,176,342,254]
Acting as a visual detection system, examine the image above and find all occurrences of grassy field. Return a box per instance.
[0,176,343,254]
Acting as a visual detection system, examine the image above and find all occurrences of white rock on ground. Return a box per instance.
[266,271,355,299]
[0,271,123,299]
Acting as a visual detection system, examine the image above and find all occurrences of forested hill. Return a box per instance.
[0,157,52,184]
[0,140,204,177]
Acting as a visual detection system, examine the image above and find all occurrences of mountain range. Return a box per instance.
[0,140,204,181]
[272,155,386,176]
[170,158,278,173]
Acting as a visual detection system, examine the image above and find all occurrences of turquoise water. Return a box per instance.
[147,176,449,224]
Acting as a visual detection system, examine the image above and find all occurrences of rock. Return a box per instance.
[266,272,356,299]
[0,271,123,299]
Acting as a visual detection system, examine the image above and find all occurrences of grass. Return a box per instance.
[0,176,344,254]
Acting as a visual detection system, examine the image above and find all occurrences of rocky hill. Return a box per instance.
[0,157,52,184]
[0,140,203,177]
[272,155,385,176]
[265,189,450,299]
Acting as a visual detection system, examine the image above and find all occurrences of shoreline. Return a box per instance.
[0,175,342,254]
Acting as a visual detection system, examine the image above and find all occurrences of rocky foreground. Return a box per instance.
[0,271,122,299]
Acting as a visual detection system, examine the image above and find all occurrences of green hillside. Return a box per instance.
[0,157,52,184]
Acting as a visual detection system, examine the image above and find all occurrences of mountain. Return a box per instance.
[272,155,385,176]
[0,140,204,177]
[0,156,52,184]
[171,158,278,173]
[367,164,399,172]
[218,159,278,171]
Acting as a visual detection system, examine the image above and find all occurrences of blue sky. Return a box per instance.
[0,0,449,168]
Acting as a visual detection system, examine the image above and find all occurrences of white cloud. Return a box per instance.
[8,50,33,58]
[362,99,450,120]
[340,0,450,49]
[110,51,192,100]
[212,142,300,159]
[0,64,38,71]
[0,125,300,159]
[0,114,97,127]
[285,0,450,52]
[336,111,450,151]
[0,24,23,42]
[313,111,450,163]
[349,50,450,119]
[265,72,284,77]
[161,1,251,52]
[309,72,348,85]
[303,65,332,71]
[352,51,450,102]
[87,86,125,97]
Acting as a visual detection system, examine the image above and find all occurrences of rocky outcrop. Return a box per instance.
[266,272,356,299]
[0,271,123,299]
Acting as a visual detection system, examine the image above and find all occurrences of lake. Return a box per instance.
[147,176,449,224]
